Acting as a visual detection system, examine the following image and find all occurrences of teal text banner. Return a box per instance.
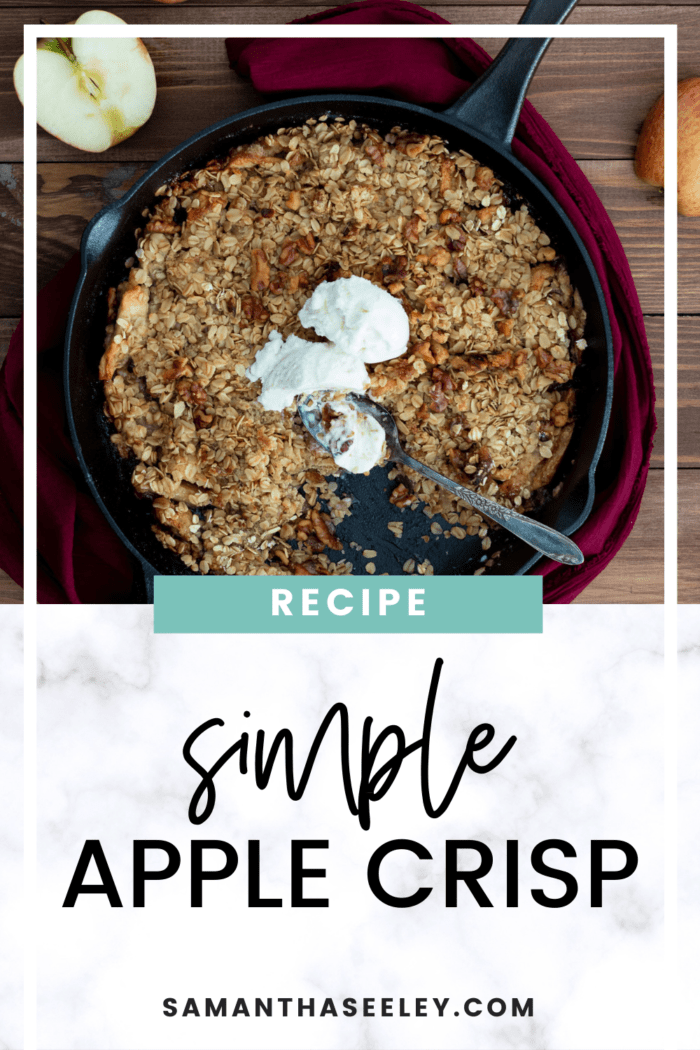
[154,576,542,633]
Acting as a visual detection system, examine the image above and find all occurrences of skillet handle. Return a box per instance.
[443,0,578,149]
[82,202,123,268]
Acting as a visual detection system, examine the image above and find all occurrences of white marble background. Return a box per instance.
[36,605,664,1050]
[0,608,24,1050]
[678,605,700,1050]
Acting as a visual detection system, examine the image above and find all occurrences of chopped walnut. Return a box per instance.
[380,256,409,285]
[423,296,447,316]
[474,166,494,190]
[279,232,315,266]
[364,140,386,167]
[491,288,521,317]
[447,230,467,253]
[289,273,310,293]
[473,446,494,487]
[279,242,298,267]
[545,359,575,384]
[176,379,208,406]
[296,232,316,256]
[146,217,180,235]
[390,481,413,508]
[453,256,469,284]
[311,190,328,214]
[228,146,276,169]
[447,447,467,472]
[488,350,514,369]
[194,409,214,430]
[476,205,498,228]
[404,213,424,244]
[395,132,430,157]
[430,367,453,412]
[496,318,515,338]
[439,208,461,225]
[412,340,436,365]
[250,248,270,291]
[428,247,451,268]
[310,508,343,551]
[241,297,270,322]
[269,274,287,295]
[162,357,193,383]
[534,347,553,370]
[454,350,513,376]
[432,342,450,366]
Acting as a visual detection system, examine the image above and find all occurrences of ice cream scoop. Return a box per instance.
[298,392,584,566]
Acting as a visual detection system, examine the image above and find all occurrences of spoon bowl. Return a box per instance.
[298,391,584,567]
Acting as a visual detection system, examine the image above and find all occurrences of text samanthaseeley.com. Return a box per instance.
[161,995,535,1019]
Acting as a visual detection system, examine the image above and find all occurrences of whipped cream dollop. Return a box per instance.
[246,276,409,471]
[297,274,409,364]
[315,397,386,474]
[245,331,369,414]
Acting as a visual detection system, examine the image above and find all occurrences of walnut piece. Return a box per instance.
[250,248,270,291]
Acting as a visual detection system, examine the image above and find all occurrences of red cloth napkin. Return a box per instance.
[8,257,136,603]
[3,0,654,603]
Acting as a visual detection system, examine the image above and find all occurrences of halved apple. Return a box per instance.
[635,77,700,217]
[14,11,157,153]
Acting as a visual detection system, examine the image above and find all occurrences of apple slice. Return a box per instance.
[14,10,157,153]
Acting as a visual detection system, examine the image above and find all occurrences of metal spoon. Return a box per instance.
[298,391,584,566]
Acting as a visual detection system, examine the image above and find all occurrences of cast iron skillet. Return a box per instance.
[64,0,614,602]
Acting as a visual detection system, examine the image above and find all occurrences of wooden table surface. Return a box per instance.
[2,0,697,604]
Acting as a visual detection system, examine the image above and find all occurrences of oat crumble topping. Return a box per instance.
[99,116,585,576]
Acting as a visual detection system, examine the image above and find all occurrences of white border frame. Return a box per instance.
[22,21,678,1050]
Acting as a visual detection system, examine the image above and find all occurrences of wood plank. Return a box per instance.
[0,574,23,604]
[676,316,700,469]
[644,315,663,467]
[1,15,673,162]
[0,320,23,604]
[1,0,698,8]
[36,162,149,297]
[679,216,700,318]
[573,467,663,603]
[0,318,18,361]
[0,164,23,317]
[640,315,697,471]
[578,159,664,315]
[679,470,700,604]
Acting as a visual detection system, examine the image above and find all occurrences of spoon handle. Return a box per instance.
[394,450,584,566]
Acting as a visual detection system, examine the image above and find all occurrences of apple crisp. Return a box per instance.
[99,115,586,576]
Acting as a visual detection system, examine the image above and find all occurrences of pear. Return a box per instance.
[14,10,156,153]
